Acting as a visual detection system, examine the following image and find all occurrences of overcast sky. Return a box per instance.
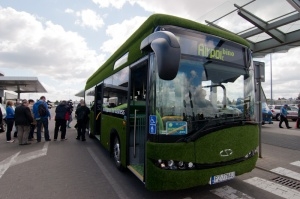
[0,0,299,102]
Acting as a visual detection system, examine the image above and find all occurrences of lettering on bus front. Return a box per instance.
[198,44,235,61]
[174,31,245,66]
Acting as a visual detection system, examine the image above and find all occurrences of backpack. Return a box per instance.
[38,104,47,117]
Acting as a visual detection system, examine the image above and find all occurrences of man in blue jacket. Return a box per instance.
[279,104,292,129]
[33,96,51,142]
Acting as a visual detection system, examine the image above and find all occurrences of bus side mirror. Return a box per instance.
[140,31,180,80]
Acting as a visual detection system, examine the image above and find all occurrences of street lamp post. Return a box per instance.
[270,53,273,105]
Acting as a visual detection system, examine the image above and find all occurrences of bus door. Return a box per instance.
[94,83,103,140]
[128,62,148,181]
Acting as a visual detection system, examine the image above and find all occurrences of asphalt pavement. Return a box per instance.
[257,120,300,170]
[0,110,121,199]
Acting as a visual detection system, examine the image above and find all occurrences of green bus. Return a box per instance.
[84,14,258,191]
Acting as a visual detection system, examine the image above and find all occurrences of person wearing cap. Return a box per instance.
[279,104,292,129]
[14,99,33,145]
[54,100,68,141]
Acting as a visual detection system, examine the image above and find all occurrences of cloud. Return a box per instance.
[0,7,102,101]
[75,9,105,31]
[92,0,227,20]
[64,8,74,14]
[92,0,127,9]
[260,47,300,99]
[100,16,147,54]
[128,0,228,20]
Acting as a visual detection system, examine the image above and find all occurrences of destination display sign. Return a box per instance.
[175,32,246,66]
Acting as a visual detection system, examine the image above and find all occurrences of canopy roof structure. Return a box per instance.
[200,0,300,58]
[75,89,84,97]
[0,76,47,99]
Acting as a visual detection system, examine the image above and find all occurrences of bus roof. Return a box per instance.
[85,13,250,90]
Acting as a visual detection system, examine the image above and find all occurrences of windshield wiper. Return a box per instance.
[176,118,246,143]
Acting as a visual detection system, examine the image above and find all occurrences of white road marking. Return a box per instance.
[0,142,49,179]
[0,152,21,178]
[244,177,300,199]
[210,185,254,199]
[291,161,300,167]
[11,142,49,166]
[87,147,129,199]
[271,167,300,181]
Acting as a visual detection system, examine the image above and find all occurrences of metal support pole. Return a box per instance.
[270,53,273,105]
[254,61,264,158]
[258,79,262,158]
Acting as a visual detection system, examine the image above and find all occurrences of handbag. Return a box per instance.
[65,112,70,120]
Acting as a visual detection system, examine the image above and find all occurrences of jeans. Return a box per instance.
[54,119,67,139]
[6,118,14,141]
[36,117,50,141]
[28,124,36,139]
[77,120,87,140]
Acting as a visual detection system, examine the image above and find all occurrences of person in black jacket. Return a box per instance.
[54,100,68,141]
[75,100,90,141]
[15,99,34,145]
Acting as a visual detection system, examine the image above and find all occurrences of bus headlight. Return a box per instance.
[168,160,174,167]
[155,159,194,170]
[188,162,194,169]
[178,161,185,169]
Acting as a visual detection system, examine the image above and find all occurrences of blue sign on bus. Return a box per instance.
[149,115,157,134]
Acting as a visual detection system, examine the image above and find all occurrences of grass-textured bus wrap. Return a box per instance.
[146,125,258,191]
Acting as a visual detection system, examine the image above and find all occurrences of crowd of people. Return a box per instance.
[1,96,90,145]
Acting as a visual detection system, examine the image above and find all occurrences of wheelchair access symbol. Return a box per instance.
[149,115,157,135]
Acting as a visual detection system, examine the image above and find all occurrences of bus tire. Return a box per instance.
[113,136,123,170]
[88,127,94,138]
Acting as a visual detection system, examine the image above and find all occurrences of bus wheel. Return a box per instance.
[113,136,122,170]
[88,128,94,138]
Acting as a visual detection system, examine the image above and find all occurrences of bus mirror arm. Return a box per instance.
[140,31,181,80]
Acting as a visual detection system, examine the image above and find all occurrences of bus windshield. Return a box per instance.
[154,53,255,138]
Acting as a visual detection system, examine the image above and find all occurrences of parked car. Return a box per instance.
[0,103,7,132]
[0,103,6,119]
[269,104,298,121]
[288,106,298,121]
[46,100,53,109]
[268,105,281,121]
[262,102,273,125]
[288,104,298,108]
